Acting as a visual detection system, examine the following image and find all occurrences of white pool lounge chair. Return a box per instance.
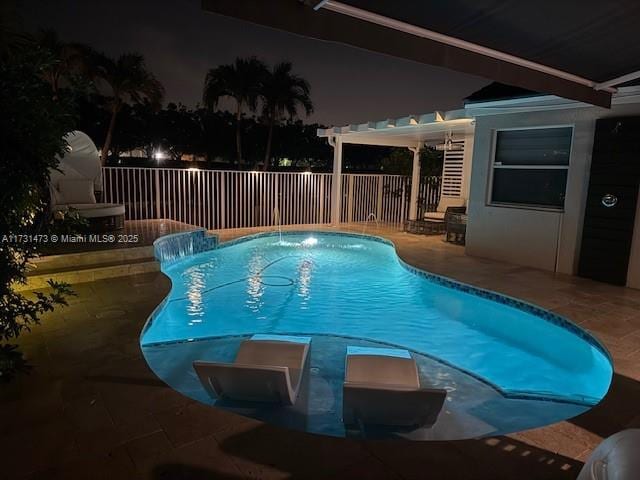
[577,429,640,480]
[193,334,311,406]
[50,131,125,230]
[343,346,447,430]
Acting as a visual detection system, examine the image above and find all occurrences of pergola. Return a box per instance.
[317,110,474,225]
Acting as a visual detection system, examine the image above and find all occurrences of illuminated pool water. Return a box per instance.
[142,231,613,439]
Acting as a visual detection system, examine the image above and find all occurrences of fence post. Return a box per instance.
[376,175,383,221]
[220,173,226,230]
[347,175,354,223]
[154,169,160,219]
[275,174,280,227]
[319,176,325,224]
[400,180,406,225]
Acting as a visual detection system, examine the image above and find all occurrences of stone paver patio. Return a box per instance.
[3,221,640,479]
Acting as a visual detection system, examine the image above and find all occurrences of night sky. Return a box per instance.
[14,0,487,126]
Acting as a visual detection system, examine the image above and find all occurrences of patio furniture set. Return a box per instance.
[404,196,468,244]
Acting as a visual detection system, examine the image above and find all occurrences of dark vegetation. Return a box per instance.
[0,20,443,378]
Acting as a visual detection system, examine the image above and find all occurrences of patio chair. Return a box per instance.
[445,211,468,245]
[342,346,447,432]
[423,196,467,222]
[49,131,125,231]
[193,334,311,406]
[577,429,640,480]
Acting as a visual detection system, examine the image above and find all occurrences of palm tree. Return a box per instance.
[260,62,313,170]
[203,57,267,165]
[91,53,165,163]
[33,29,91,97]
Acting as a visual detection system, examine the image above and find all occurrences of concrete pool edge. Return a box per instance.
[142,228,613,409]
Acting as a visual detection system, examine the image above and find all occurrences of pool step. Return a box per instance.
[31,245,155,271]
[18,246,159,291]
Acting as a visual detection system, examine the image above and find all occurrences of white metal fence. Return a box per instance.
[101,167,441,230]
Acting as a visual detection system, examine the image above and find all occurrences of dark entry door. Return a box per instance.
[578,117,640,285]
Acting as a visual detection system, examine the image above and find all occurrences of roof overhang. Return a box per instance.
[466,85,640,116]
[202,0,615,108]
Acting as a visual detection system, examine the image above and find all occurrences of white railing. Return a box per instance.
[102,167,441,230]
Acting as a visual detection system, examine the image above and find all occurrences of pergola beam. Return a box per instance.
[318,116,474,148]
[595,69,640,91]
[339,137,426,148]
[311,0,329,11]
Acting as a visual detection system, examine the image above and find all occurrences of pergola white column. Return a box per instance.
[330,136,343,226]
[408,144,422,221]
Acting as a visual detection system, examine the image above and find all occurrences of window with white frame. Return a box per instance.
[490,127,572,209]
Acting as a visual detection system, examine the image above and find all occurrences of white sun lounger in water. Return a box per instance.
[193,334,311,406]
[342,346,447,430]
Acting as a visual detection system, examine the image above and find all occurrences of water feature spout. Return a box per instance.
[273,207,283,243]
[362,213,379,234]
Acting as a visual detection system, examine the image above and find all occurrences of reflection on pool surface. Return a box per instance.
[142,231,613,439]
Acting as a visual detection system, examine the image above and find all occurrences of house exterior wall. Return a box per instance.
[461,131,474,201]
[466,102,640,284]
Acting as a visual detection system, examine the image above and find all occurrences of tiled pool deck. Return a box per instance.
[3,221,640,479]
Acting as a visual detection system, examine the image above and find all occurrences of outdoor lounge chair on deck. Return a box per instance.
[343,347,447,431]
[405,196,467,235]
[193,334,311,406]
[423,196,466,222]
[50,131,125,231]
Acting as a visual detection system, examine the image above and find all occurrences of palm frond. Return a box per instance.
[91,52,164,108]
[203,56,267,112]
[261,61,313,122]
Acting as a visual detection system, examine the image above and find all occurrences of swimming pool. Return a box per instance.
[142,231,613,438]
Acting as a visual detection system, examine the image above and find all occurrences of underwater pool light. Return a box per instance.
[301,237,318,247]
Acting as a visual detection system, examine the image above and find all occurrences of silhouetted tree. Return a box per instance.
[260,62,313,170]
[0,33,75,380]
[32,28,91,98]
[91,52,164,163]
[203,57,268,165]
